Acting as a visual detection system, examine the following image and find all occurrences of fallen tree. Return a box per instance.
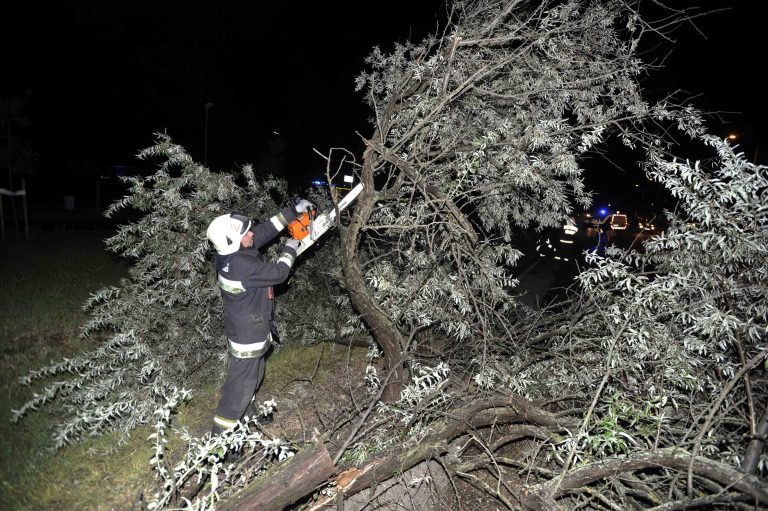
[12,1,766,510]
[337,0,709,404]
[218,442,335,511]
[220,386,768,510]
[211,130,768,508]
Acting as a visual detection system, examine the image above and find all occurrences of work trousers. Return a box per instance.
[212,355,265,435]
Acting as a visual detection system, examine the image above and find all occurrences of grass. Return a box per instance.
[0,228,130,510]
[0,228,364,510]
[0,229,126,341]
[265,341,360,391]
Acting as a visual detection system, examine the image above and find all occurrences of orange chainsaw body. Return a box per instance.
[288,210,315,240]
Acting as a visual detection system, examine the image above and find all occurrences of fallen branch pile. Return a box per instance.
[222,390,768,510]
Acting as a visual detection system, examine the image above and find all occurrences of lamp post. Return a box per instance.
[204,102,214,166]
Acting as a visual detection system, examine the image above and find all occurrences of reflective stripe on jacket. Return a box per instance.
[215,207,298,345]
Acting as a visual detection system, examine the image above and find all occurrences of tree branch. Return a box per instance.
[536,447,768,505]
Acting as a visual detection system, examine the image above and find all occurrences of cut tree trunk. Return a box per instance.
[219,442,336,511]
[218,391,768,511]
[305,393,572,510]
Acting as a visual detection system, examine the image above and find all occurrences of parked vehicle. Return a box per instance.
[607,212,627,230]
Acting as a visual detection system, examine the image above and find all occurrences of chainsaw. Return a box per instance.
[287,182,364,256]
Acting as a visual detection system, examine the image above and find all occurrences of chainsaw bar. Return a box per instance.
[295,182,364,256]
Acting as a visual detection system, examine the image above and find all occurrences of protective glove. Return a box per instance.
[284,238,301,252]
[295,199,313,213]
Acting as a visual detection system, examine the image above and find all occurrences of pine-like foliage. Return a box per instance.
[13,134,290,447]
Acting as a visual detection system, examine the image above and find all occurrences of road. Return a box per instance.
[512,226,653,310]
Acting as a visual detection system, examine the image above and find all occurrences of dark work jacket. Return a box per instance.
[215,207,298,344]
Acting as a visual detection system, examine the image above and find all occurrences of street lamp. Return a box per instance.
[725,132,760,163]
[204,102,214,166]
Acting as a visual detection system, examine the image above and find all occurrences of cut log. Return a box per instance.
[304,442,449,511]
[219,442,336,511]
[303,394,572,510]
[218,394,572,510]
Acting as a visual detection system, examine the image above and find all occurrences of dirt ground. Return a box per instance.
[205,344,503,511]
[263,343,371,449]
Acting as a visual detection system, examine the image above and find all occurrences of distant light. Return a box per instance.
[598,208,608,216]
[609,213,628,230]
[311,179,327,187]
[727,133,737,141]
[343,174,354,183]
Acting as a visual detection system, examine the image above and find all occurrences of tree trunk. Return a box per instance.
[340,143,405,402]
[744,406,768,475]
[219,443,335,511]
[306,441,450,511]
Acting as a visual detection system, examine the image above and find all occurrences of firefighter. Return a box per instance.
[205,199,312,435]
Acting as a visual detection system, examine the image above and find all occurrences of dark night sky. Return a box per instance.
[3,1,764,198]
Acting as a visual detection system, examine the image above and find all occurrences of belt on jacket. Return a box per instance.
[228,334,271,359]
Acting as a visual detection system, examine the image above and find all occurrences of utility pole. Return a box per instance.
[204,102,214,166]
[6,117,19,239]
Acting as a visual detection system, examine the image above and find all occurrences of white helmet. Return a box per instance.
[206,213,252,255]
